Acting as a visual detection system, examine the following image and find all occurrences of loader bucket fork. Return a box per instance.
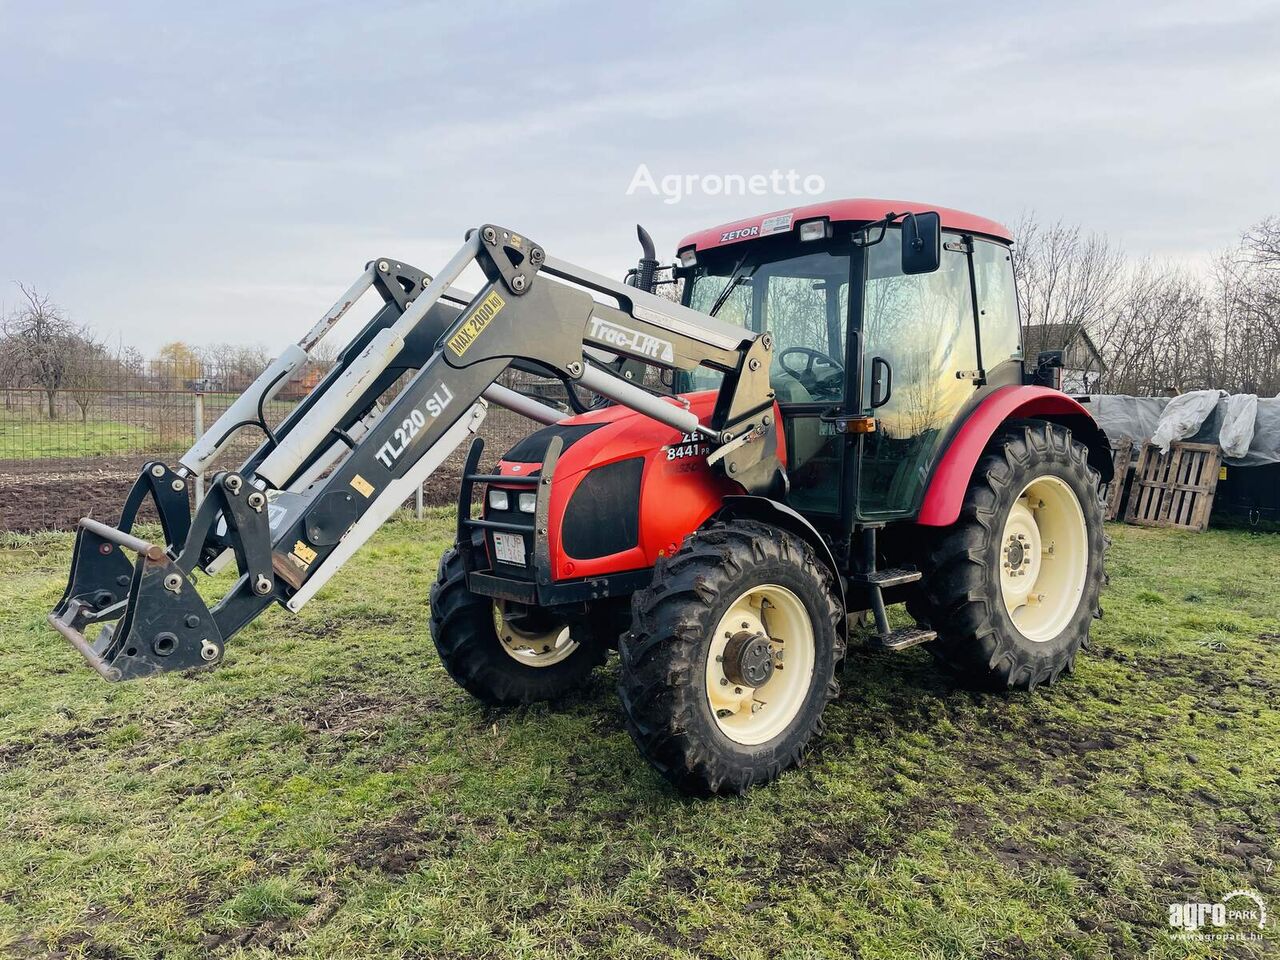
[48,224,782,680]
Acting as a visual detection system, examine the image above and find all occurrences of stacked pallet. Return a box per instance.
[1104,440,1223,532]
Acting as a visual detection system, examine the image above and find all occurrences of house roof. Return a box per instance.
[1023,323,1105,368]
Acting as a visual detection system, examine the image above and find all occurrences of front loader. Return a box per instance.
[50,200,1112,794]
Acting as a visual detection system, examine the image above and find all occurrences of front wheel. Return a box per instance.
[915,421,1105,689]
[428,547,608,704]
[618,520,844,795]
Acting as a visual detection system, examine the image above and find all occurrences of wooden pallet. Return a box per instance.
[1103,438,1134,521]
[1124,441,1222,531]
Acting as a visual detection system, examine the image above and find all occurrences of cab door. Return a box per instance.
[855,228,982,520]
[686,240,854,519]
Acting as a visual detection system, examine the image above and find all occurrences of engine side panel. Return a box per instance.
[489,391,785,582]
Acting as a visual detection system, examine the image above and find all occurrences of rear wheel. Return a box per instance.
[618,520,844,795]
[915,421,1105,689]
[428,546,608,704]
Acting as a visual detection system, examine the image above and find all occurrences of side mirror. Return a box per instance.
[900,211,941,275]
[1036,350,1064,370]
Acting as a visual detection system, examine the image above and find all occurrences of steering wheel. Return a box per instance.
[778,346,845,392]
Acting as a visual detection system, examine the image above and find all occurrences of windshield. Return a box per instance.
[683,239,852,403]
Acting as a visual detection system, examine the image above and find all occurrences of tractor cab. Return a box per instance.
[673,199,1025,528]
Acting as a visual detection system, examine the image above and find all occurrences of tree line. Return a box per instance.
[0,283,312,420]
[1014,214,1280,396]
[4,213,1278,420]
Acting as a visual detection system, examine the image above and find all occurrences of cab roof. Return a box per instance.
[676,198,1013,253]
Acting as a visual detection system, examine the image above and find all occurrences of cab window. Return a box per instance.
[972,239,1022,370]
[685,242,851,404]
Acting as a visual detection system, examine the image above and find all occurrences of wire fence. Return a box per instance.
[0,359,559,533]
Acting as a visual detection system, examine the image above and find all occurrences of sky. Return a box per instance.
[2,0,1278,353]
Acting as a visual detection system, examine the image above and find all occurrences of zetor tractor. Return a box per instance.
[50,199,1110,794]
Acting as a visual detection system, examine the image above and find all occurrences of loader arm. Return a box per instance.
[49,225,782,680]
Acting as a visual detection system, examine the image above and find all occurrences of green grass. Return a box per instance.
[0,408,158,459]
[0,515,1276,958]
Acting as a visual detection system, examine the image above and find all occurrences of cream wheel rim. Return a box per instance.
[999,475,1088,642]
[704,583,815,746]
[493,602,578,667]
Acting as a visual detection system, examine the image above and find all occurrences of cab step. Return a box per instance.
[867,627,938,652]
[850,566,923,590]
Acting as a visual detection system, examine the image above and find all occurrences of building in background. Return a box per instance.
[1022,323,1106,393]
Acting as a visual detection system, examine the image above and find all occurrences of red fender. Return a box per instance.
[915,385,1110,527]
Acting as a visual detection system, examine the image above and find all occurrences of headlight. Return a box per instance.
[799,219,829,242]
[487,489,509,511]
[678,247,697,267]
[517,492,537,514]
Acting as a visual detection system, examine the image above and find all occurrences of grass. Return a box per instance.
[0,408,159,459]
[0,514,1276,958]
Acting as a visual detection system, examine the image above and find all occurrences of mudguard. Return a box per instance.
[716,494,845,612]
[916,386,1111,527]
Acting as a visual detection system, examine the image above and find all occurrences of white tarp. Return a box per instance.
[1150,390,1224,453]
[1085,394,1280,467]
[1219,393,1259,460]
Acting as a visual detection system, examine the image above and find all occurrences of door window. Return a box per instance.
[972,239,1022,371]
[858,228,979,518]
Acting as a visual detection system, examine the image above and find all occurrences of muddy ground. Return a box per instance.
[0,456,467,533]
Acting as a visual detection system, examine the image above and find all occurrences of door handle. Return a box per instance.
[870,356,892,408]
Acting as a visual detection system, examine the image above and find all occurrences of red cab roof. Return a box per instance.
[677,197,1012,253]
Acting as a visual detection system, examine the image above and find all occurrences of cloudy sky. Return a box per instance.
[2,1,1278,352]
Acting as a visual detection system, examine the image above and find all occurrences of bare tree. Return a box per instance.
[198,341,270,390]
[63,332,111,422]
[1,283,94,419]
[1213,217,1280,395]
[1013,214,1125,349]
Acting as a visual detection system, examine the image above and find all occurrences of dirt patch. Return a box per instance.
[0,455,466,534]
[0,456,164,533]
[337,809,461,876]
[0,725,101,769]
[6,904,122,959]
[285,686,442,736]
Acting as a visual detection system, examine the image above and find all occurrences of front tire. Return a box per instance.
[618,520,844,795]
[915,421,1105,690]
[428,546,608,704]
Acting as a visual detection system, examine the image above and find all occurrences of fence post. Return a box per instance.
[193,391,205,506]
[415,481,424,520]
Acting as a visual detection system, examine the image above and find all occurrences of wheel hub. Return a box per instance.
[723,630,775,688]
[704,584,816,746]
[998,477,1089,643]
[1004,531,1031,573]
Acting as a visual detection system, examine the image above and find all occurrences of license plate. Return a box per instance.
[493,532,526,566]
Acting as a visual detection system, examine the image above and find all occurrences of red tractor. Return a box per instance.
[51,199,1110,794]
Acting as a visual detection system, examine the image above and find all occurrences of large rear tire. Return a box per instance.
[618,520,844,795]
[914,421,1105,690]
[428,546,608,704]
